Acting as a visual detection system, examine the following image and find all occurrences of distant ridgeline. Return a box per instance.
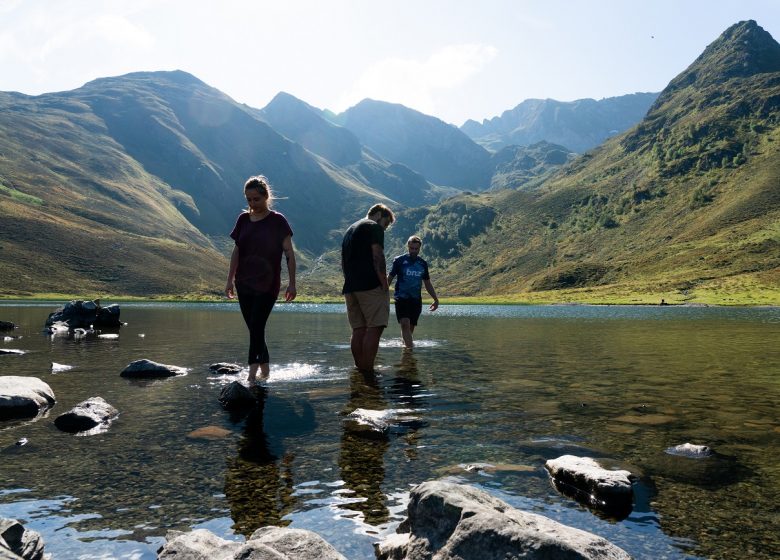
[0,20,777,300]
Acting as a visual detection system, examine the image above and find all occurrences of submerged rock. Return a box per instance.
[0,517,47,560]
[545,455,634,519]
[665,443,712,458]
[375,480,631,560]
[44,299,121,329]
[157,526,346,560]
[120,359,188,378]
[186,426,232,440]
[0,377,56,421]
[54,397,119,434]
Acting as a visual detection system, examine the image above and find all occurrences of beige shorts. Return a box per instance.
[345,286,389,329]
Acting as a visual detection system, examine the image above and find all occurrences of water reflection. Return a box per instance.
[224,387,317,536]
[339,369,390,525]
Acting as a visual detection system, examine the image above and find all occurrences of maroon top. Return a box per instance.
[230,211,293,295]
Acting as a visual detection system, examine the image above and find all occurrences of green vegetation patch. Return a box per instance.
[0,183,44,206]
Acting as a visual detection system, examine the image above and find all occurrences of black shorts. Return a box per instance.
[395,298,423,325]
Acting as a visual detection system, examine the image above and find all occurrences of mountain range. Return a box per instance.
[0,19,777,302]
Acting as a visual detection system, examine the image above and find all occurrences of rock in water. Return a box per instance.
[54,397,119,433]
[120,359,188,378]
[545,455,635,519]
[665,443,713,458]
[375,480,631,560]
[0,517,47,560]
[218,381,258,410]
[45,299,121,329]
[0,377,56,421]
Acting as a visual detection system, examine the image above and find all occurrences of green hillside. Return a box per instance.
[399,20,780,305]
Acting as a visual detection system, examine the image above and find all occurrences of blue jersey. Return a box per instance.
[390,254,430,301]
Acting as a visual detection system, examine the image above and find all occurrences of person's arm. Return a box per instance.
[424,278,439,311]
[225,245,239,298]
[372,243,389,291]
[282,235,297,302]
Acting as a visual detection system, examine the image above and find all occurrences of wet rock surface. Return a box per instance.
[54,397,119,433]
[0,377,56,421]
[0,321,17,331]
[665,443,712,458]
[209,362,243,375]
[544,455,635,519]
[120,359,188,378]
[375,480,631,560]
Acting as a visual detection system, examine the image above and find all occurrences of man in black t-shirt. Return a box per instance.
[341,204,395,371]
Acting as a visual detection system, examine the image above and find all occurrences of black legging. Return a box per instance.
[236,289,276,365]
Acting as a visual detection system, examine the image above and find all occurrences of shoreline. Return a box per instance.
[1,294,778,308]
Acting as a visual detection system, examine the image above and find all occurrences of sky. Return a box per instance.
[1,0,778,126]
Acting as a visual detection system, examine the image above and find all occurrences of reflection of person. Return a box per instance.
[341,204,394,371]
[225,175,297,384]
[387,236,439,348]
[224,388,317,536]
[339,369,390,525]
[224,387,295,535]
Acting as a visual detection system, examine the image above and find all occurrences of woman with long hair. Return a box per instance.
[225,175,296,384]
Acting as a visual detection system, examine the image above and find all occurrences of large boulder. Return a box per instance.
[0,518,46,560]
[44,300,121,329]
[157,527,346,560]
[545,455,634,519]
[54,397,119,433]
[375,480,630,560]
[0,377,56,421]
[120,359,188,378]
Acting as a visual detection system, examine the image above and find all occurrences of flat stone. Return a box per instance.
[0,377,56,421]
[545,455,634,519]
[186,426,232,440]
[208,362,243,375]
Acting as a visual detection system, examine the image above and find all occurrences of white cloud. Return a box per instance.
[337,43,498,116]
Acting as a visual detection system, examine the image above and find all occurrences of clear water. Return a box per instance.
[0,302,778,559]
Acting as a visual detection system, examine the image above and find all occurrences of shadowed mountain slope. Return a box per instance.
[336,99,494,190]
[259,92,455,206]
[0,71,396,295]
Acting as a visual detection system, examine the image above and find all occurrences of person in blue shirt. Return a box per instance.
[387,235,439,348]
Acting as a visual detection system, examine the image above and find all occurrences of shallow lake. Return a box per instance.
[0,302,778,559]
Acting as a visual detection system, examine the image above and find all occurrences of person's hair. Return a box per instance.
[407,235,422,246]
[244,175,273,209]
[367,203,395,223]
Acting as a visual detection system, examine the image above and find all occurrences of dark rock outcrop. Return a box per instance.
[54,397,119,433]
[375,480,631,560]
[218,381,257,410]
[157,526,346,560]
[0,377,56,421]
[545,455,635,519]
[0,518,46,560]
[120,359,188,378]
[44,300,121,329]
